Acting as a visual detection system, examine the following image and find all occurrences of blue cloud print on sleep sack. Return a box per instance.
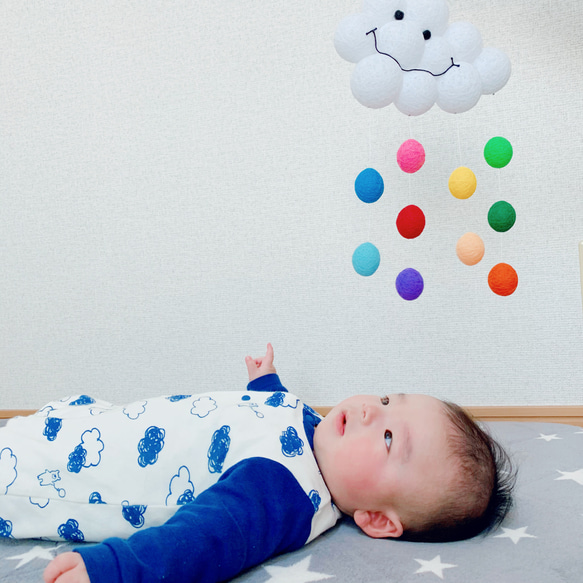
[167,394,191,402]
[0,517,13,538]
[309,489,321,512]
[280,426,304,457]
[67,429,104,473]
[122,501,147,528]
[208,425,231,473]
[0,447,18,495]
[89,491,106,504]
[123,401,147,421]
[191,396,218,418]
[43,417,62,441]
[166,466,196,506]
[58,519,85,542]
[69,396,96,406]
[264,392,299,409]
[138,426,165,467]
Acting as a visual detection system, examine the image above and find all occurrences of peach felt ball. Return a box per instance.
[456,233,485,266]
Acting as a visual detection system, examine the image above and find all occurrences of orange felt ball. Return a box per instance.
[456,232,485,266]
[488,263,518,296]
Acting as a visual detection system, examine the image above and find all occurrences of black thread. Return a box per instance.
[366,28,460,77]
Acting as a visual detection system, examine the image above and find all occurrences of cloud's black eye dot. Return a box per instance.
[394,10,404,20]
[423,30,431,40]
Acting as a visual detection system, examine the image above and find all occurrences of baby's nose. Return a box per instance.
[361,403,375,425]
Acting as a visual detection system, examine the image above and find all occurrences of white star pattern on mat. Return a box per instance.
[536,433,562,442]
[555,469,583,486]
[493,527,537,544]
[6,545,63,569]
[263,556,333,583]
[413,555,456,579]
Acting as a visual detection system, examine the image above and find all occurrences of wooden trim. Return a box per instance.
[0,409,36,420]
[465,406,583,428]
[2,406,583,427]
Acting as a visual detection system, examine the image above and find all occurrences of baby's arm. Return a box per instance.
[245,343,277,381]
[44,552,89,583]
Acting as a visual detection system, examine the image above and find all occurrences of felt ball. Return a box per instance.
[443,22,483,63]
[396,268,424,301]
[404,0,450,36]
[396,205,426,239]
[376,21,425,70]
[448,166,477,199]
[473,47,511,94]
[397,140,426,173]
[354,168,384,203]
[456,232,485,265]
[334,13,377,63]
[417,36,455,77]
[436,62,482,114]
[352,243,381,276]
[484,137,513,168]
[394,70,437,116]
[488,263,518,296]
[351,53,403,109]
[488,201,516,232]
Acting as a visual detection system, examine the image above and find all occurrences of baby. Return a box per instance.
[0,345,515,583]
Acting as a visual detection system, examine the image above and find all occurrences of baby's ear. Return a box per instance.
[353,509,403,539]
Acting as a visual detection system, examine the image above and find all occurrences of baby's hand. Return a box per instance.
[44,552,90,583]
[245,343,277,381]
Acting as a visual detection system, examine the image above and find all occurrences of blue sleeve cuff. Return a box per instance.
[247,374,287,393]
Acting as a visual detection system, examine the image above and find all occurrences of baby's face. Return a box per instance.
[313,393,452,533]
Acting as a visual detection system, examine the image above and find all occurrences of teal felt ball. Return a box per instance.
[355,168,384,203]
[352,243,380,276]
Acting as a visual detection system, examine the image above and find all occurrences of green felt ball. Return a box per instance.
[484,137,513,168]
[488,201,516,232]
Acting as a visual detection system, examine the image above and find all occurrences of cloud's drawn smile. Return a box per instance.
[367,28,459,77]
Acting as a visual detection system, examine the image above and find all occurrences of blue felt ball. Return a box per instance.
[352,243,380,276]
[355,168,384,203]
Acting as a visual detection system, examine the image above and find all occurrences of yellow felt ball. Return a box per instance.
[448,166,477,199]
[456,232,485,265]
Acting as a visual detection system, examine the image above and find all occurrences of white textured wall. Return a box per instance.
[1,0,582,409]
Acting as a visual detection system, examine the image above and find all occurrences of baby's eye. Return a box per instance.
[380,395,390,406]
[385,430,393,450]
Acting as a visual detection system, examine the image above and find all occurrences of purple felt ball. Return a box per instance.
[395,268,424,301]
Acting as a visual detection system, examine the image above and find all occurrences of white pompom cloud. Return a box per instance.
[334,0,511,115]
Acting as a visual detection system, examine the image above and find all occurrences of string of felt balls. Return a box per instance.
[352,136,517,300]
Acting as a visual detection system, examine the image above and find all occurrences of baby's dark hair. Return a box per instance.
[400,401,516,543]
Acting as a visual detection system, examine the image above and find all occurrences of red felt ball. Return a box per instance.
[396,205,426,239]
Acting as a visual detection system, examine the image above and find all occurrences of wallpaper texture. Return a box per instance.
[1,0,582,408]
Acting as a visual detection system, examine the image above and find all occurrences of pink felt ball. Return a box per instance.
[397,139,426,173]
